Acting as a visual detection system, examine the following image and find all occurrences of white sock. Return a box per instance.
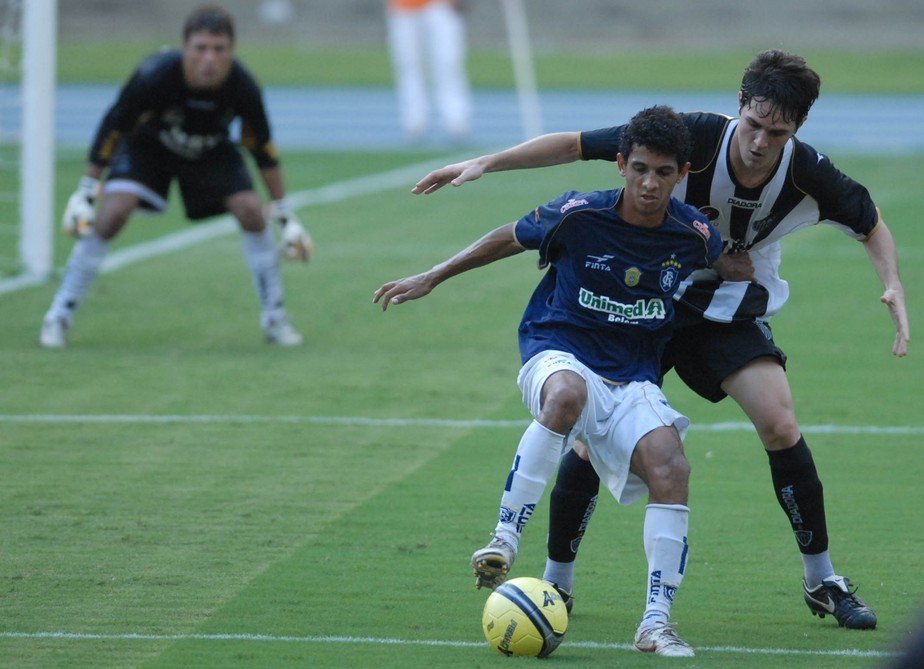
[802,551,835,588]
[45,232,110,324]
[241,228,285,326]
[639,503,690,631]
[542,558,574,593]
[494,420,568,546]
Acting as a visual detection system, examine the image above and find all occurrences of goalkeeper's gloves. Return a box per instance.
[62,176,100,238]
[271,198,314,262]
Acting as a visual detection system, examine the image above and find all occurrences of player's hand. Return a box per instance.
[62,176,100,238]
[713,250,755,282]
[880,285,910,357]
[411,158,487,195]
[373,273,434,311]
[271,199,314,262]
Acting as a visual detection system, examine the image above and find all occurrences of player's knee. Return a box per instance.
[755,414,801,451]
[647,454,690,503]
[539,382,586,434]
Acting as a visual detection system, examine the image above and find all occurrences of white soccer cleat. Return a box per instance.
[39,317,69,348]
[471,534,517,590]
[634,622,695,657]
[263,317,303,347]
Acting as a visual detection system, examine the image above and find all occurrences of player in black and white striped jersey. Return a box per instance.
[412,50,909,630]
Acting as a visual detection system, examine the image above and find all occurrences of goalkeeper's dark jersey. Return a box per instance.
[580,112,878,323]
[88,49,278,169]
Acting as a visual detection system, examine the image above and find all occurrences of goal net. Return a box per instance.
[0,0,55,290]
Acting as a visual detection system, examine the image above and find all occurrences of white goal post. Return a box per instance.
[0,0,55,293]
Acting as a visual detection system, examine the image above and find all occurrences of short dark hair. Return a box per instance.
[740,50,820,127]
[183,5,235,42]
[619,105,691,168]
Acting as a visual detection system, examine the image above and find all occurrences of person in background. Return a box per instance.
[41,4,312,349]
[386,0,472,143]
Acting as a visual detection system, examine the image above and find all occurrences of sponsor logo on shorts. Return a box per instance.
[579,288,665,323]
[560,198,589,214]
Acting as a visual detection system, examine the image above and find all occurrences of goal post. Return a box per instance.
[498,0,543,140]
[0,0,55,292]
[19,0,56,281]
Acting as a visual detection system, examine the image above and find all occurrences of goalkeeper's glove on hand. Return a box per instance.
[272,199,314,262]
[62,176,100,238]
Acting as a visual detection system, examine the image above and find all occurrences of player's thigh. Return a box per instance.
[103,136,174,233]
[94,191,141,239]
[518,351,588,434]
[721,357,800,449]
[584,381,689,505]
[667,316,787,403]
[176,143,254,222]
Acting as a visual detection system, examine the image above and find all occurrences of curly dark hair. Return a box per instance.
[618,105,691,167]
[183,5,235,42]
[740,50,820,127]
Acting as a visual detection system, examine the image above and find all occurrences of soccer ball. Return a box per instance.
[481,577,569,658]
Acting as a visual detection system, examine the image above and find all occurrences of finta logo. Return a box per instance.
[585,253,615,271]
[579,288,665,323]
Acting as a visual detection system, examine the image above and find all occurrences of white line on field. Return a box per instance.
[0,631,898,658]
[0,153,470,295]
[0,414,921,435]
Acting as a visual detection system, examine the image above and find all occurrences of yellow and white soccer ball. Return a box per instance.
[481,577,569,658]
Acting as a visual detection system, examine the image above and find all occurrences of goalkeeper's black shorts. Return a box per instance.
[106,135,253,221]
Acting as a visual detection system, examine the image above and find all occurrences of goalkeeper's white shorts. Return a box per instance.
[517,350,689,505]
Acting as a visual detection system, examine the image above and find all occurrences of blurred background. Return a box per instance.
[57,0,924,51]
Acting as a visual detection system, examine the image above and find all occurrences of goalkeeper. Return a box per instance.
[39,4,313,348]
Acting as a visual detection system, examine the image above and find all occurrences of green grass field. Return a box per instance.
[0,147,921,668]
[5,44,916,93]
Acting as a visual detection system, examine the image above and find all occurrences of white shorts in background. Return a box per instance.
[517,350,689,505]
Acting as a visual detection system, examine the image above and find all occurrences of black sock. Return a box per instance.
[767,436,829,554]
[547,448,601,563]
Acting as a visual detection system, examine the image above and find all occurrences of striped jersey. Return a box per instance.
[514,188,723,384]
[580,112,878,322]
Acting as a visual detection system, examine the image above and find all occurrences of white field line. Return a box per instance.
[0,153,467,295]
[0,414,921,435]
[0,631,898,658]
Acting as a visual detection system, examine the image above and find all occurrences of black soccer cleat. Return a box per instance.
[552,583,574,615]
[803,575,877,629]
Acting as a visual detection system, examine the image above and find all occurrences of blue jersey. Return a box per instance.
[514,189,723,383]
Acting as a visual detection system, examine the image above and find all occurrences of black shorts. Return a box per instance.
[661,302,787,403]
[106,135,254,220]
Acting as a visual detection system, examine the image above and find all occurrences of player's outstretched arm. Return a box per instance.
[411,132,582,195]
[374,223,524,310]
[863,211,910,356]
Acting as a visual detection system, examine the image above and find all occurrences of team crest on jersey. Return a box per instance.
[624,267,641,286]
[659,257,682,292]
[699,206,721,221]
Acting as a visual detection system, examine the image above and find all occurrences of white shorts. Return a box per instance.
[517,350,689,505]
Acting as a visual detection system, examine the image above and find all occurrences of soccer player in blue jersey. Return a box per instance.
[410,50,906,630]
[39,5,313,348]
[376,106,742,656]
